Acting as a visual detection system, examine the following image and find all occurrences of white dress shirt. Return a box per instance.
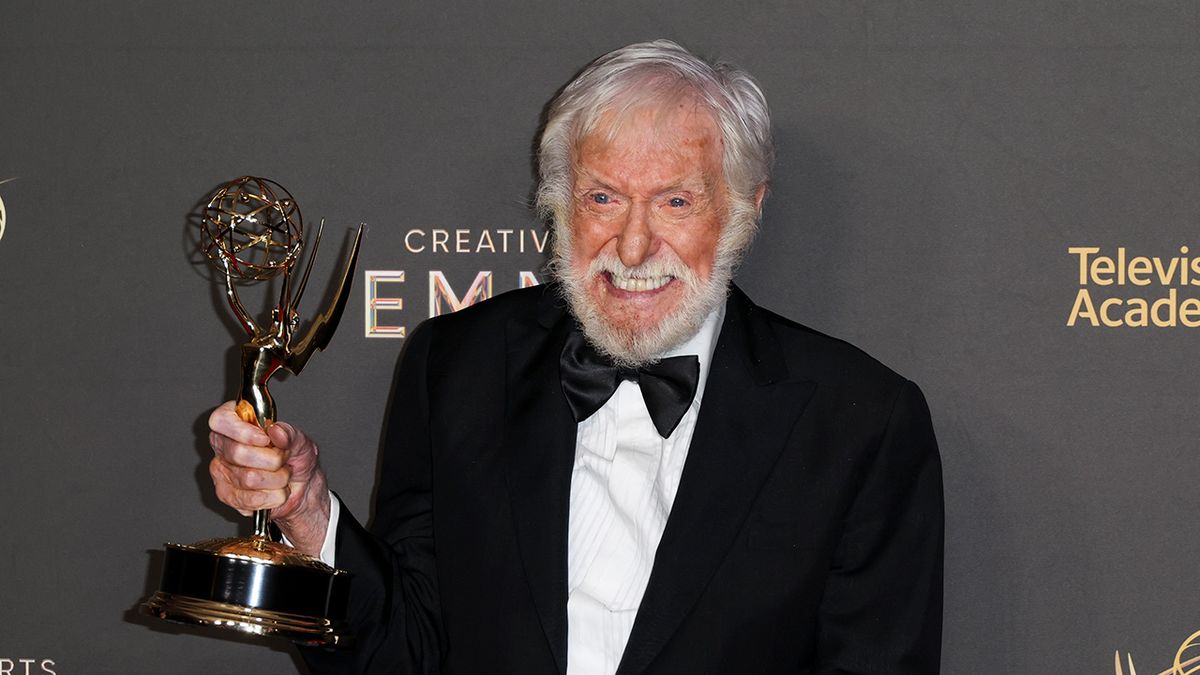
[316,493,339,565]
[565,303,725,675]
[315,301,726,675]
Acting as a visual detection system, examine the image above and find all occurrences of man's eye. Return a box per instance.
[591,193,610,205]
[668,197,689,208]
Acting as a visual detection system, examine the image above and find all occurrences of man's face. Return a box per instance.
[557,103,730,365]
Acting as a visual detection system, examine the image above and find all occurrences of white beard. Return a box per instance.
[551,244,732,369]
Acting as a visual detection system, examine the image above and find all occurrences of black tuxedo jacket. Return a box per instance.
[303,284,943,674]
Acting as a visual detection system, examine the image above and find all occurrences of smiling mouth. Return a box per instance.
[605,271,674,292]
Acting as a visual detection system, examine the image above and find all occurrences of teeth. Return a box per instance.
[610,274,671,292]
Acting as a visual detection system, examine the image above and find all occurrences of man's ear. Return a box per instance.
[753,184,768,214]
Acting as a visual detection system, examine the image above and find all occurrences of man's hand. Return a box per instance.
[207,401,331,557]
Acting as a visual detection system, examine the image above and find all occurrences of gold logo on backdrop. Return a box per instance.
[1067,246,1200,328]
[1116,627,1200,674]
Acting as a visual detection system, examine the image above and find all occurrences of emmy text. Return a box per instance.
[365,270,542,338]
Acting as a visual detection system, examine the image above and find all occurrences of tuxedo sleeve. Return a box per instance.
[816,379,944,674]
[301,320,444,674]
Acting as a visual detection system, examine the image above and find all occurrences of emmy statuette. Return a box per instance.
[142,176,362,646]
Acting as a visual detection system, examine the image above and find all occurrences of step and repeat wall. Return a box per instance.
[1,3,1197,673]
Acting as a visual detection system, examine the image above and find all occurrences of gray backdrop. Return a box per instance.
[1,2,1197,673]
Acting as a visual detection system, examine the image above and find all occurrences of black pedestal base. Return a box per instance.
[142,540,352,647]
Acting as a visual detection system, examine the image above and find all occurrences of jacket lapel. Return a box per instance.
[502,288,576,675]
[616,287,816,675]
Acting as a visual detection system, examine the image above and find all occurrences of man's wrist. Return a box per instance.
[276,478,332,558]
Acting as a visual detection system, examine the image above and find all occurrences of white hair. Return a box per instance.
[536,39,774,260]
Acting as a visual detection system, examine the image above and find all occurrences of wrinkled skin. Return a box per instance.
[566,104,728,356]
[207,401,330,556]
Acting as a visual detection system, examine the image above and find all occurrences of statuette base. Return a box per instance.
[142,538,351,646]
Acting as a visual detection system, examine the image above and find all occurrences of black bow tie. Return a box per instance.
[559,329,700,438]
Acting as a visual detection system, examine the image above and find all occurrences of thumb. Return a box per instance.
[266,421,296,450]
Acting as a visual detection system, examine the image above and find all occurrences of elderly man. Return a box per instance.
[208,40,943,674]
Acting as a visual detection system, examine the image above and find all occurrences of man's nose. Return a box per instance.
[616,201,656,267]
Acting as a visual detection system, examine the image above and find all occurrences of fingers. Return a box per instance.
[207,400,289,515]
[208,401,290,471]
[209,430,287,471]
[208,401,270,446]
[205,403,326,520]
[266,421,295,451]
[209,457,291,516]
